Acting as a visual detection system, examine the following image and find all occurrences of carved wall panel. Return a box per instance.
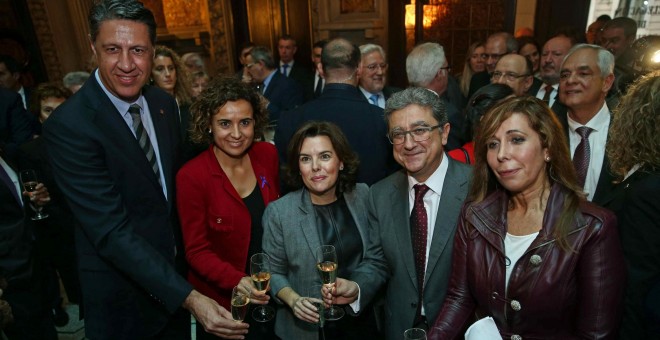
[207,0,233,75]
[26,0,62,82]
[317,0,388,49]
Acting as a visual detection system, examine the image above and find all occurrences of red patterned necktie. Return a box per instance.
[411,183,430,321]
[573,126,594,188]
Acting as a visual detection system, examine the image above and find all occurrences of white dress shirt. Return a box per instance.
[567,103,610,201]
[279,60,295,77]
[535,83,558,108]
[359,86,385,108]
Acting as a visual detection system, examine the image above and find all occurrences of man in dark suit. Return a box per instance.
[0,150,56,339]
[406,42,465,150]
[491,54,535,96]
[330,87,472,339]
[277,34,312,89]
[535,34,574,115]
[468,32,518,98]
[245,46,304,123]
[0,88,32,161]
[358,43,401,108]
[557,44,616,204]
[300,39,327,102]
[42,1,248,339]
[275,37,396,186]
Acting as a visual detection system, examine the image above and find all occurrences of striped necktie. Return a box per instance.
[128,104,161,186]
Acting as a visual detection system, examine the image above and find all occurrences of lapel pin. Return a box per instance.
[160,109,164,115]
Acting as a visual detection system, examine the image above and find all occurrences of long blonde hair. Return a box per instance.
[459,41,484,96]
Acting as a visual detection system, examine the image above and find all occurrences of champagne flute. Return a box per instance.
[404,328,427,340]
[250,253,274,322]
[19,169,49,220]
[307,283,326,340]
[315,245,344,320]
[230,286,250,322]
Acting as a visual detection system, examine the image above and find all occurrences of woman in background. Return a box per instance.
[604,71,660,339]
[458,41,486,97]
[429,96,625,339]
[191,71,210,100]
[177,76,280,340]
[448,83,513,164]
[517,37,541,78]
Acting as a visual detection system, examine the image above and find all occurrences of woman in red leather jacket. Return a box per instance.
[176,76,280,339]
[429,96,625,339]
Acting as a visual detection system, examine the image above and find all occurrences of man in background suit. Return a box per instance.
[358,43,401,108]
[557,44,616,204]
[245,46,303,123]
[406,42,465,150]
[274,37,396,186]
[0,87,32,161]
[301,39,327,102]
[42,1,247,339]
[468,32,518,98]
[331,87,472,339]
[277,35,312,88]
[0,149,55,339]
[535,34,574,116]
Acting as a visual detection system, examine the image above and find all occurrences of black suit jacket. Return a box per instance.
[264,71,304,123]
[554,106,615,204]
[0,88,32,161]
[43,76,192,339]
[286,61,313,89]
[382,85,402,100]
[528,77,543,96]
[274,83,397,186]
[467,71,491,99]
[601,168,660,339]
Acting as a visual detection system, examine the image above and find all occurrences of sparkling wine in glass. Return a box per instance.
[19,169,49,220]
[404,327,427,340]
[315,245,344,321]
[250,253,274,322]
[230,286,249,322]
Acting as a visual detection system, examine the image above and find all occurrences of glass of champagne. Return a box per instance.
[315,245,344,320]
[250,253,274,322]
[404,328,427,340]
[230,286,249,322]
[19,169,49,220]
[307,283,326,340]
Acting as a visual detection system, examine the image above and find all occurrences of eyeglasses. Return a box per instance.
[387,125,441,145]
[245,63,256,69]
[439,65,452,72]
[491,71,530,82]
[366,63,388,71]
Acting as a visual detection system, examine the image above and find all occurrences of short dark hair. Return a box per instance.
[30,82,72,120]
[250,46,276,70]
[279,34,296,45]
[313,39,328,50]
[464,83,513,140]
[189,76,268,145]
[603,17,638,39]
[321,38,361,73]
[284,121,359,194]
[0,55,20,73]
[384,87,448,129]
[89,0,157,44]
[597,14,612,22]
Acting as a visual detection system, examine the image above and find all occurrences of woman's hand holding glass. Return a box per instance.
[323,277,359,306]
[290,293,321,324]
[237,276,269,305]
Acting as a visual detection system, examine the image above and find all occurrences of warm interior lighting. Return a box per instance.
[405,1,440,29]
[651,49,660,64]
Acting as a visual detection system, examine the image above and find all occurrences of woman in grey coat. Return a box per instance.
[262,121,386,339]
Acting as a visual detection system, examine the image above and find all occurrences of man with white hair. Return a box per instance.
[358,44,401,108]
[406,42,465,150]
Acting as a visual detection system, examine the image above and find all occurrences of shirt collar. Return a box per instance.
[94,69,146,116]
[407,152,448,196]
[358,86,383,97]
[567,102,609,133]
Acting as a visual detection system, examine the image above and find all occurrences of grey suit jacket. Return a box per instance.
[262,183,384,340]
[357,157,471,340]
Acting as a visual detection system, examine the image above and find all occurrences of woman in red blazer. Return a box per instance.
[176,76,280,340]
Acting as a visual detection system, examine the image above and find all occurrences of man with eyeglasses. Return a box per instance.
[468,32,519,99]
[491,54,534,96]
[406,42,465,150]
[358,44,401,108]
[328,87,472,339]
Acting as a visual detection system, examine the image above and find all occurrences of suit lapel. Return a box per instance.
[298,189,322,259]
[143,87,174,203]
[426,160,467,281]
[85,79,166,201]
[389,173,419,289]
[264,72,280,98]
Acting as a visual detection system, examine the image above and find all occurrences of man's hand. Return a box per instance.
[324,278,359,305]
[238,276,270,305]
[183,290,249,339]
[22,182,50,206]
